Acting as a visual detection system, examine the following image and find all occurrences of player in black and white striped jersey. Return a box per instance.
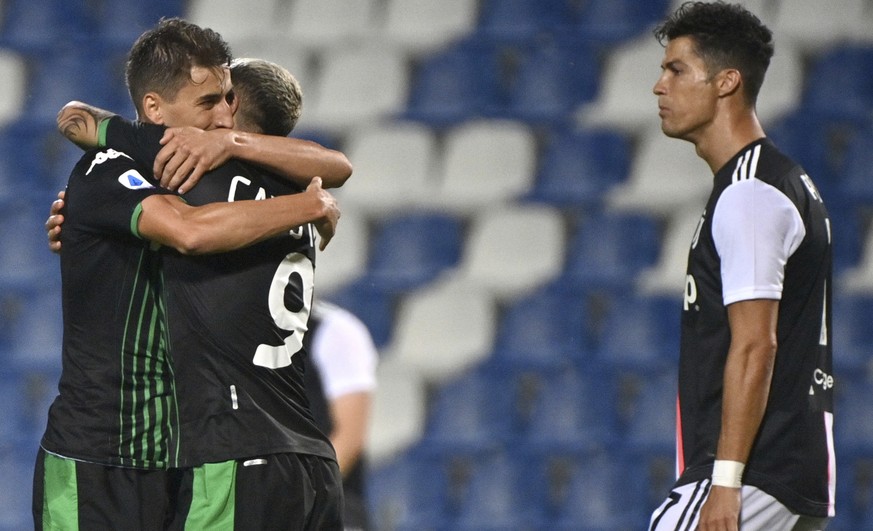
[649,3,834,530]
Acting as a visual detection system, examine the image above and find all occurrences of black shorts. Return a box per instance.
[33,448,178,530]
[171,453,344,531]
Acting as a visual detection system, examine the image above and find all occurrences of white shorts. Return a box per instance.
[649,480,830,531]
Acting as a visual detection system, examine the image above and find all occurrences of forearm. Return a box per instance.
[228,132,353,188]
[139,193,325,255]
[328,392,370,476]
[716,339,776,463]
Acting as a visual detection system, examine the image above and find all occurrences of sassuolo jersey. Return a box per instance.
[676,138,835,517]
[100,117,335,467]
[42,147,177,469]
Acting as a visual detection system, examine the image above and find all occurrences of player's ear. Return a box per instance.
[141,93,165,125]
[716,68,742,98]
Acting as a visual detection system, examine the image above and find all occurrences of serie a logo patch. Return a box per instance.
[118,169,153,190]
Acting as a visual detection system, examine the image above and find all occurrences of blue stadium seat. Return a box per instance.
[0,197,59,288]
[504,37,600,124]
[518,367,617,452]
[404,38,507,126]
[831,294,873,374]
[363,212,463,293]
[452,452,546,529]
[561,211,661,292]
[573,0,670,44]
[594,294,680,370]
[2,284,63,374]
[528,129,632,208]
[94,0,184,48]
[476,0,574,41]
[0,0,95,52]
[24,45,119,122]
[802,46,873,120]
[325,280,395,348]
[420,369,516,454]
[834,453,873,531]
[840,126,873,204]
[619,368,678,454]
[367,449,452,531]
[0,442,38,530]
[834,377,873,456]
[550,450,648,529]
[491,285,589,370]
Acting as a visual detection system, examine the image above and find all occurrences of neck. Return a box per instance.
[693,107,766,174]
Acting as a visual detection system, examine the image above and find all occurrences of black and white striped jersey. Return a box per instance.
[675,138,835,517]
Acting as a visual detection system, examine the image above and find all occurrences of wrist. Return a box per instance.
[711,459,745,488]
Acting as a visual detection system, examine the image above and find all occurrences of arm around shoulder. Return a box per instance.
[57,101,115,150]
[136,177,340,254]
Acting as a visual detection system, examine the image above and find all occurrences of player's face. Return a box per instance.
[158,65,235,130]
[653,36,720,142]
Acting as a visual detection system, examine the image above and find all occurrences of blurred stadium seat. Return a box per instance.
[430,119,536,212]
[455,205,565,299]
[527,127,631,208]
[384,0,478,55]
[490,285,589,370]
[338,121,438,213]
[561,210,662,291]
[304,44,409,131]
[504,36,600,125]
[404,38,508,126]
[363,212,464,293]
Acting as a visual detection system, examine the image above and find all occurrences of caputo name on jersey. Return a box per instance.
[228,174,314,243]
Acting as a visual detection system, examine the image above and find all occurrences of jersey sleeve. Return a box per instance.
[99,116,165,170]
[310,305,378,399]
[69,149,175,238]
[712,179,806,305]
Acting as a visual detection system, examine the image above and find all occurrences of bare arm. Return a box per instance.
[138,177,339,254]
[327,391,372,476]
[698,298,778,531]
[56,101,112,149]
[154,127,353,192]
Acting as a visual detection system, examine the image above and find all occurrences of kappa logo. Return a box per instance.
[117,169,153,190]
[86,148,132,175]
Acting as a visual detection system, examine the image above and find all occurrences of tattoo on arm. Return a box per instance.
[56,101,115,149]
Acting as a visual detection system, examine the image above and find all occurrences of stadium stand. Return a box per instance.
[1,0,872,528]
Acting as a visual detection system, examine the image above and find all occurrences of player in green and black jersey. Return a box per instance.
[38,21,344,531]
[52,53,351,529]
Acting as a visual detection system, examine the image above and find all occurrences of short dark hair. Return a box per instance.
[126,18,232,116]
[230,58,303,137]
[654,1,774,105]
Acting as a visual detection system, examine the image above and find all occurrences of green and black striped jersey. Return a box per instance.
[41,147,178,469]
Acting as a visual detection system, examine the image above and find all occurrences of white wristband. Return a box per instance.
[711,460,745,488]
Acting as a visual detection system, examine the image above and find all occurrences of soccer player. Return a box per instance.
[39,20,348,530]
[647,3,834,530]
[303,301,379,531]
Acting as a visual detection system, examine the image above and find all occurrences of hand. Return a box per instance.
[306,177,340,251]
[697,485,741,530]
[155,127,233,193]
[45,190,66,254]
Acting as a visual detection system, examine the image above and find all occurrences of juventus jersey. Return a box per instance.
[676,138,835,517]
[101,118,335,467]
[42,148,177,469]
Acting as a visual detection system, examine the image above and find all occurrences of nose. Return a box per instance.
[213,98,235,130]
[653,73,666,96]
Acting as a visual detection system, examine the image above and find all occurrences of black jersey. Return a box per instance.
[676,138,835,517]
[101,117,335,467]
[42,147,177,469]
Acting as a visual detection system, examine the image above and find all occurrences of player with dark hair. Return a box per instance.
[40,20,350,530]
[648,3,834,530]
